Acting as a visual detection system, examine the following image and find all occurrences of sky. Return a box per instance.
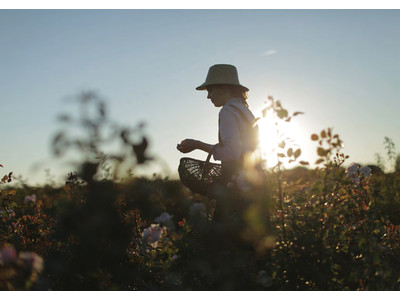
[1,8,400,186]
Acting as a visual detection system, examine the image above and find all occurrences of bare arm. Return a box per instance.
[177,139,214,154]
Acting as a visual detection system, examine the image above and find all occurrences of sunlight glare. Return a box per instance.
[256,110,303,169]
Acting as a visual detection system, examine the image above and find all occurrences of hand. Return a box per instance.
[177,139,199,153]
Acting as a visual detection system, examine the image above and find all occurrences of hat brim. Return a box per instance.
[196,83,249,92]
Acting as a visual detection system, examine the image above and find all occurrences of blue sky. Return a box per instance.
[1,9,400,185]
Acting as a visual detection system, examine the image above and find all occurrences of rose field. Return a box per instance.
[1,93,400,291]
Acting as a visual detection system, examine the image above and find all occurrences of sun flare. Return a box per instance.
[256,110,303,169]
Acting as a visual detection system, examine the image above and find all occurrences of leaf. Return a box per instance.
[133,137,150,164]
[321,130,326,138]
[315,158,325,164]
[262,108,267,117]
[278,141,286,148]
[287,148,293,157]
[299,161,309,166]
[311,134,319,141]
[293,111,304,116]
[294,148,301,159]
[277,153,286,158]
[317,147,326,156]
[277,109,288,119]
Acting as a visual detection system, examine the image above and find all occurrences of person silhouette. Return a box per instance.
[177,64,259,193]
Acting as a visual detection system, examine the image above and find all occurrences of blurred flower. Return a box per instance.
[189,203,206,218]
[171,254,180,262]
[0,208,15,217]
[0,246,17,265]
[155,212,173,223]
[155,212,175,230]
[257,270,273,287]
[360,166,372,178]
[0,164,3,168]
[346,163,371,185]
[346,163,360,185]
[178,218,186,227]
[346,163,359,176]
[142,224,165,248]
[24,194,37,205]
[19,251,44,273]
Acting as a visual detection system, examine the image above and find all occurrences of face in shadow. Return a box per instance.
[206,85,232,107]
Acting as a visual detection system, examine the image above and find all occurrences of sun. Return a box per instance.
[256,110,303,169]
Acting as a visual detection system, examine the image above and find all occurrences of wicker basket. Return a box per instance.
[178,149,221,196]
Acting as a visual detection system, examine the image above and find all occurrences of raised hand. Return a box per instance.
[177,139,199,153]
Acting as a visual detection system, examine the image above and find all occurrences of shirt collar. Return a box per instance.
[223,97,242,107]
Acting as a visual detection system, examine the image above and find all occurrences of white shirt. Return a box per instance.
[213,98,258,162]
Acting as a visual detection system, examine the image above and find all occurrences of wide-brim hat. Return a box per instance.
[196,64,249,92]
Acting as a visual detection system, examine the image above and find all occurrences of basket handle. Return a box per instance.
[200,145,217,182]
[206,144,217,162]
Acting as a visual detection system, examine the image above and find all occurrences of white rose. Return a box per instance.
[171,254,180,261]
[257,270,273,287]
[346,163,361,184]
[0,246,17,265]
[359,166,372,178]
[142,224,165,248]
[155,212,175,230]
[346,163,359,177]
[189,203,206,218]
[155,212,173,224]
[24,194,37,205]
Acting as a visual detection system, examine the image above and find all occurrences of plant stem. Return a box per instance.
[276,162,286,242]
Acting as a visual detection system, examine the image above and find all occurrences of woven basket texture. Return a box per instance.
[178,157,221,195]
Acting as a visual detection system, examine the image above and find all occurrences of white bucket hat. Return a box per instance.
[196,64,249,92]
